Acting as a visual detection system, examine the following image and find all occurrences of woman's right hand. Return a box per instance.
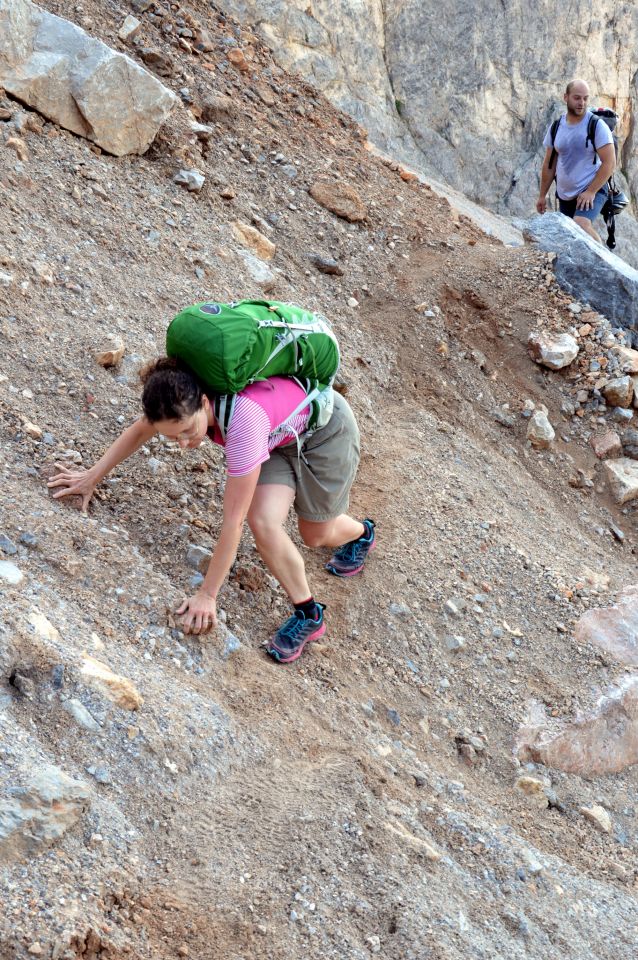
[47,464,99,513]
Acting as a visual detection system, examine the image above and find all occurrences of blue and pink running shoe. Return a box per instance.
[326,519,376,577]
[267,604,326,663]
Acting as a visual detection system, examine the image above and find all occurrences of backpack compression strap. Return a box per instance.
[212,394,236,443]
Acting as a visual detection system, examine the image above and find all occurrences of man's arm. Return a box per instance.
[576,143,615,210]
[537,147,555,214]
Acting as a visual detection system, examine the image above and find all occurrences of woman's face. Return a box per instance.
[154,399,210,450]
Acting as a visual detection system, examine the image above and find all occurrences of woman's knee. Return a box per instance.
[247,509,283,541]
[298,519,331,548]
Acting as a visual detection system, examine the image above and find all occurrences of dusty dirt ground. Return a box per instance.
[1,2,637,959]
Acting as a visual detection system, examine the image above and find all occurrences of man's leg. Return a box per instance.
[574,215,602,243]
[247,483,311,603]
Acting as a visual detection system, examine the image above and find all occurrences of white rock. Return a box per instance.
[580,804,612,834]
[347,297,359,308]
[174,169,205,192]
[118,15,141,42]
[63,698,101,732]
[604,458,638,505]
[527,330,579,370]
[527,410,554,448]
[0,560,24,585]
[0,0,177,155]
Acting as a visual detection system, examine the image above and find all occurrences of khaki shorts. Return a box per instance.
[257,392,361,521]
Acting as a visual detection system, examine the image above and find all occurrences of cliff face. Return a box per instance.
[218,0,638,213]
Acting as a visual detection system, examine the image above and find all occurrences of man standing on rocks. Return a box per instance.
[536,79,615,243]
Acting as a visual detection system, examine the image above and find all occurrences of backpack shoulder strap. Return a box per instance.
[586,114,599,163]
[548,117,561,169]
[212,394,236,443]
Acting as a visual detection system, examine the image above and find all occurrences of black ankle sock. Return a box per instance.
[294,597,321,620]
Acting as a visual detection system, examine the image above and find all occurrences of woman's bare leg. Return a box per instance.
[297,515,365,548]
[247,484,312,603]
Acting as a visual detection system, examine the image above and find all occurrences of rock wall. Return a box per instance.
[218,0,638,216]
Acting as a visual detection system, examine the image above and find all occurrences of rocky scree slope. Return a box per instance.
[216,0,638,266]
[1,2,638,959]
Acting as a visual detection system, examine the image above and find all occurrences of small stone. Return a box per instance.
[611,406,633,423]
[118,15,141,41]
[232,221,275,260]
[605,458,638,504]
[0,560,24,585]
[445,635,466,652]
[174,169,205,192]
[603,376,633,408]
[62,698,101,732]
[310,255,344,276]
[228,48,250,72]
[386,708,401,727]
[590,430,622,459]
[189,122,214,141]
[611,345,638,374]
[528,331,578,370]
[201,94,236,122]
[27,944,42,956]
[95,338,125,368]
[347,296,359,308]
[187,544,212,573]
[81,655,143,710]
[580,804,612,834]
[23,421,43,439]
[515,775,550,808]
[6,136,29,162]
[527,411,554,448]
[622,428,638,459]
[309,180,367,222]
[194,28,214,52]
[493,406,515,427]
[0,535,18,555]
[177,946,189,958]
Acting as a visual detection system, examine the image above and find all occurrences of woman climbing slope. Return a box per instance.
[48,357,375,663]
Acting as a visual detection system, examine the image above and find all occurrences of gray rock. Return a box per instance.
[310,255,345,276]
[523,214,638,330]
[174,169,205,192]
[186,544,212,573]
[621,427,638,458]
[527,410,555,448]
[0,535,17,555]
[0,765,90,859]
[62,698,101,732]
[0,0,177,155]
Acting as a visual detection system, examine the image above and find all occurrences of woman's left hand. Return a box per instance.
[177,592,217,635]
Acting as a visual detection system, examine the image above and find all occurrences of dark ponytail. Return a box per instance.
[139,357,205,423]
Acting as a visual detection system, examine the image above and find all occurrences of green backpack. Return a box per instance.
[165,299,340,438]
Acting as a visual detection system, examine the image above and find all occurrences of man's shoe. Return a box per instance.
[266,604,326,663]
[325,519,376,577]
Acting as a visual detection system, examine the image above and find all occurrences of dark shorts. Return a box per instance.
[558,186,608,222]
[257,393,360,522]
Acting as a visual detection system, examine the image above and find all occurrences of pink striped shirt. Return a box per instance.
[208,377,311,477]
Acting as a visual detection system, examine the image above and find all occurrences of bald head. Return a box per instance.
[566,79,590,96]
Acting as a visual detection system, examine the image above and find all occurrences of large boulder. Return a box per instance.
[522,213,638,330]
[515,679,638,775]
[0,0,177,155]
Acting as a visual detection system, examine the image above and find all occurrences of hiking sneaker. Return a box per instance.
[326,519,376,578]
[267,604,326,664]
